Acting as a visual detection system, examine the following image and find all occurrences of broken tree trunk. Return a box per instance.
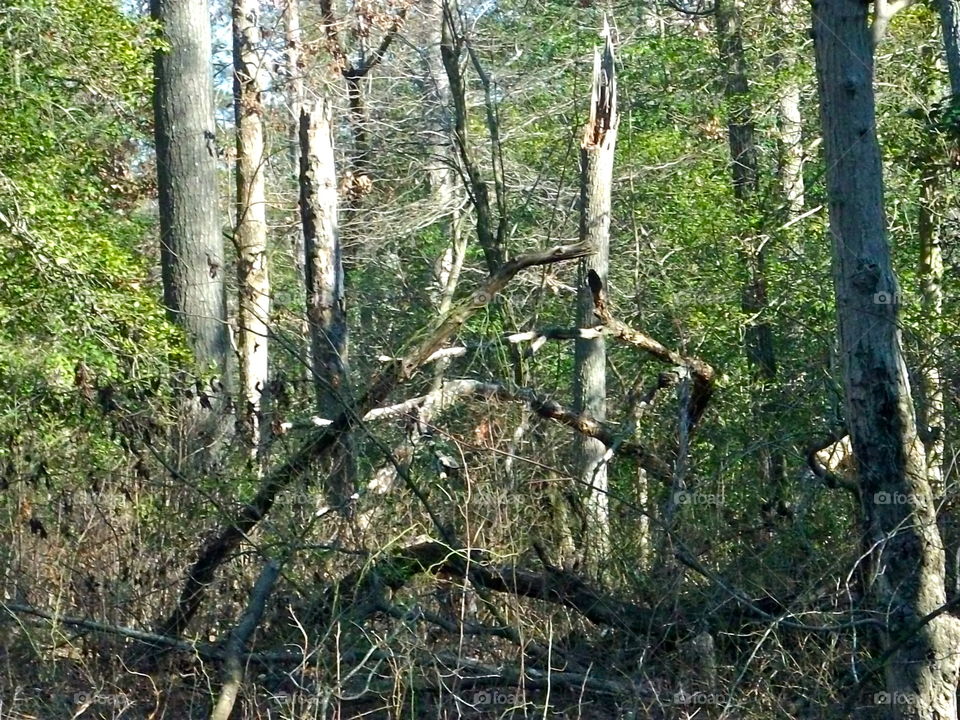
[574,21,617,572]
[299,99,353,504]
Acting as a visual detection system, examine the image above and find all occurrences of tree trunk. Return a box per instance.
[715,0,783,495]
[813,1,960,715]
[941,0,960,98]
[917,168,945,497]
[233,0,270,458]
[282,0,312,385]
[299,99,352,504]
[574,24,617,570]
[151,0,228,374]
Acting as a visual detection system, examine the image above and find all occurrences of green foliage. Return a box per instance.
[0,1,184,481]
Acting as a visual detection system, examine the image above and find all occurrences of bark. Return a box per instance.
[941,0,960,97]
[233,0,270,455]
[282,0,311,384]
[299,99,352,503]
[574,24,617,569]
[918,159,946,497]
[282,0,304,171]
[715,0,783,494]
[813,1,960,715]
[151,0,228,373]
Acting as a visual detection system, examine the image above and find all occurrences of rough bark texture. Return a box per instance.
[299,100,351,501]
[574,26,617,569]
[942,0,960,98]
[813,1,960,716]
[282,0,311,384]
[918,157,946,497]
[151,0,228,373]
[233,0,270,454]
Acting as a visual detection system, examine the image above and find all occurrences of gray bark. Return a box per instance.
[151,0,228,374]
[813,0,960,715]
[941,0,960,97]
[574,26,617,569]
[233,0,270,456]
[299,99,352,503]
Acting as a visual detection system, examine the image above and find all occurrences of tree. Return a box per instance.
[232,0,270,457]
[152,0,228,376]
[573,24,617,569]
[298,98,351,503]
[813,0,960,714]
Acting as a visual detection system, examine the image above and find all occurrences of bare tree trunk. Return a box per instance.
[282,0,304,172]
[716,0,783,495]
[813,1,960,715]
[151,0,228,374]
[233,0,270,458]
[941,0,960,97]
[918,170,945,497]
[282,0,312,385]
[574,24,617,571]
[299,99,352,504]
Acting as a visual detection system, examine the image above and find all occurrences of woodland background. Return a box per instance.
[1,0,959,717]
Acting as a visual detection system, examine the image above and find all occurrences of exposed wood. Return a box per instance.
[574,21,618,568]
[233,0,270,456]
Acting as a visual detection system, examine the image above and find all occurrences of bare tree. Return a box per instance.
[233,0,270,457]
[299,99,351,502]
[814,0,960,714]
[574,23,617,569]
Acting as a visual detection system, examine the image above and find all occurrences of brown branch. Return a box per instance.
[441,0,502,272]
[587,269,715,425]
[309,540,656,634]
[351,7,409,79]
[806,427,858,493]
[211,559,280,720]
[158,242,591,638]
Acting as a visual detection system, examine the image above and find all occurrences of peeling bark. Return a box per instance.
[574,22,617,570]
[299,99,352,503]
[233,0,270,457]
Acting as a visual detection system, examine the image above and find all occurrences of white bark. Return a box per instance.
[233,0,270,456]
